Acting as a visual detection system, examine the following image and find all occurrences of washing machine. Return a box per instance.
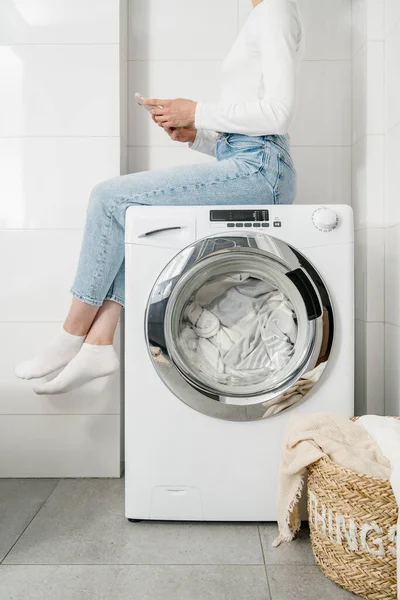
[124,204,354,522]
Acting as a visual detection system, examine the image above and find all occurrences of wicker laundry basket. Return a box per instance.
[307,418,399,600]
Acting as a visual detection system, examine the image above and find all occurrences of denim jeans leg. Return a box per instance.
[105,260,125,306]
[71,182,127,306]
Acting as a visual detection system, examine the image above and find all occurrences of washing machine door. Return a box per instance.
[146,232,333,421]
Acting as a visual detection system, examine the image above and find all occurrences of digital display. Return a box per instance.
[210,210,269,222]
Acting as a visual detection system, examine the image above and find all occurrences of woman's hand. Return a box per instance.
[164,125,197,143]
[145,98,197,128]
[151,114,197,144]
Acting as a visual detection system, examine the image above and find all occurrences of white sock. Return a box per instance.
[33,343,119,395]
[15,328,86,380]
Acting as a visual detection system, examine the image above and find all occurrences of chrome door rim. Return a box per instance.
[145,232,333,421]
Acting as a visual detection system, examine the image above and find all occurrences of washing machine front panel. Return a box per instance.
[146,232,333,421]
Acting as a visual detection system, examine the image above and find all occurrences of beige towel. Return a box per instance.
[274,413,391,547]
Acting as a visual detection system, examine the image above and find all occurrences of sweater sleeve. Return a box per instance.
[188,128,218,157]
[195,1,301,136]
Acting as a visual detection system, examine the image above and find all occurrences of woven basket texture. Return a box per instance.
[307,418,399,600]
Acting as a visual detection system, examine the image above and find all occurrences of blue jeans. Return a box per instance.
[71,133,296,307]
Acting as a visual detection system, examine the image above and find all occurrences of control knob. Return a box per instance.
[312,207,338,232]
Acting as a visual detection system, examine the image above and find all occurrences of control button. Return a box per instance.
[273,221,282,227]
[227,223,235,227]
[253,223,261,227]
[235,223,244,227]
[261,223,270,227]
[312,207,338,232]
[244,223,252,227]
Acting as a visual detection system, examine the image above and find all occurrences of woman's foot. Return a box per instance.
[33,343,119,395]
[15,328,86,380]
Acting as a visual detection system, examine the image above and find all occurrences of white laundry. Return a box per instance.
[184,304,220,339]
[179,274,297,386]
[194,273,252,307]
[357,415,400,599]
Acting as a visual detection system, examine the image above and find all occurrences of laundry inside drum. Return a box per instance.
[177,272,299,395]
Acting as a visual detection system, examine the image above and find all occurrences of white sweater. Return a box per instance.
[190,0,304,156]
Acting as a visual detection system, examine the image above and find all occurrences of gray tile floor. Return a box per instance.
[0,478,358,600]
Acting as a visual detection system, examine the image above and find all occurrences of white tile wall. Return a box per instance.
[0,415,121,478]
[290,61,352,147]
[120,0,128,183]
[298,0,352,59]
[385,123,400,227]
[352,134,384,230]
[355,320,385,415]
[352,42,384,143]
[353,0,367,54]
[355,227,385,322]
[0,0,121,44]
[0,137,121,229]
[354,0,400,416]
[364,321,385,414]
[355,232,366,320]
[355,319,366,414]
[352,0,383,414]
[241,0,353,60]
[0,0,126,476]
[129,146,214,172]
[385,0,400,38]
[0,45,120,137]
[352,43,367,142]
[353,0,385,55]
[291,147,351,205]
[385,21,400,133]
[366,42,385,133]
[385,123,400,228]
[0,0,119,44]
[367,0,386,39]
[383,2,400,416]
[120,0,129,59]
[0,230,82,322]
[129,0,237,61]
[238,0,252,27]
[120,61,128,140]
[385,225,400,327]
[385,323,400,415]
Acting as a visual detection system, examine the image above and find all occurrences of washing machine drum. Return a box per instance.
[146,232,333,421]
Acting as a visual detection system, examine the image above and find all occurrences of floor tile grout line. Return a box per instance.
[257,524,273,599]
[0,480,61,565]
[127,59,351,63]
[1,562,267,567]
[0,561,316,567]
[1,413,120,417]
[257,524,267,566]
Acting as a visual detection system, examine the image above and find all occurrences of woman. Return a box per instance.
[15,0,304,394]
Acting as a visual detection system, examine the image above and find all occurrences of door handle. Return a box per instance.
[139,226,183,238]
[286,268,322,320]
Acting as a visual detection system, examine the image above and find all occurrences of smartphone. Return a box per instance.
[135,92,162,112]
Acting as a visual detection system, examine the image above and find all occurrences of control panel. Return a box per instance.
[210,209,269,222]
[209,209,282,229]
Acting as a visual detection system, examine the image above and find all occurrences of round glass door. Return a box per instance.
[146,232,333,421]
